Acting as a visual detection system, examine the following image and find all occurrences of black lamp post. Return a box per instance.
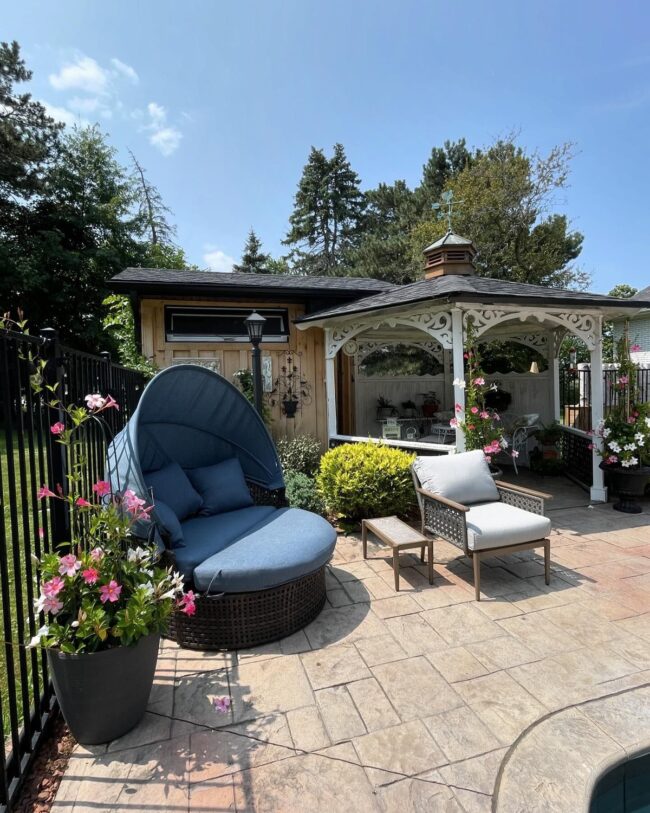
[245,311,266,415]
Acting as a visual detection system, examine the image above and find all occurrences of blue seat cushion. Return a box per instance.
[175,505,277,579]
[144,462,203,521]
[193,507,337,593]
[186,458,254,515]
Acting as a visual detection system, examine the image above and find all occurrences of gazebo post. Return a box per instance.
[589,317,607,502]
[548,331,561,423]
[451,308,466,452]
[324,330,338,443]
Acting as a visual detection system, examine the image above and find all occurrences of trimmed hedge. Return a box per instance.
[276,435,322,477]
[316,442,415,522]
[284,470,326,515]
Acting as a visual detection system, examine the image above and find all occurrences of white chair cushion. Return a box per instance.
[466,502,551,552]
[413,449,500,506]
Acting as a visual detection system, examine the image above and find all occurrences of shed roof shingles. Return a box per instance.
[110,267,394,294]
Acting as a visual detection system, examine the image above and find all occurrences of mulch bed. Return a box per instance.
[14,713,75,813]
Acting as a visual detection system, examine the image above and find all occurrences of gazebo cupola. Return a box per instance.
[423,230,476,279]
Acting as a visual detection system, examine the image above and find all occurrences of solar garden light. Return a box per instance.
[245,311,266,415]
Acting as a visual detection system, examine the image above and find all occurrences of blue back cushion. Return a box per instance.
[187,458,254,515]
[153,499,185,549]
[144,462,203,521]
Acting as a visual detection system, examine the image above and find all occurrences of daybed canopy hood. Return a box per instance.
[107,364,284,500]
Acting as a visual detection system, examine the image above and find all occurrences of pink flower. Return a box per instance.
[50,422,65,435]
[449,418,458,428]
[619,376,629,385]
[38,527,44,540]
[455,403,464,412]
[587,443,594,450]
[485,455,492,463]
[177,590,197,616]
[82,568,99,585]
[92,480,111,497]
[42,576,65,597]
[75,497,92,507]
[37,485,56,500]
[103,395,119,411]
[213,696,231,713]
[467,424,476,430]
[99,580,122,604]
[470,406,478,414]
[631,344,642,352]
[122,489,151,519]
[628,417,636,424]
[473,377,485,386]
[479,411,489,419]
[90,547,104,561]
[58,554,81,577]
[511,450,520,459]
[41,595,63,615]
[494,414,501,422]
[463,352,469,359]
[84,393,106,410]
[607,455,619,464]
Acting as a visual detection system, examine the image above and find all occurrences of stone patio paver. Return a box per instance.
[52,474,650,812]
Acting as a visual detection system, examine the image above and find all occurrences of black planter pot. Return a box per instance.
[47,633,160,745]
[489,464,503,480]
[601,463,650,515]
[283,398,299,418]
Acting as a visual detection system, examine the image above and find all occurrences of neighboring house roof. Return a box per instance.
[108,267,394,299]
[297,275,650,323]
[633,285,650,301]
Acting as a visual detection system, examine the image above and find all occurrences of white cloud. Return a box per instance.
[110,58,139,84]
[41,101,88,128]
[203,248,235,273]
[67,96,101,113]
[49,56,109,94]
[144,102,182,155]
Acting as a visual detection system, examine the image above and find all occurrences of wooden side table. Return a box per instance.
[361,516,434,592]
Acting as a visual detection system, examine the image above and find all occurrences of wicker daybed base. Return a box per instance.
[165,564,327,651]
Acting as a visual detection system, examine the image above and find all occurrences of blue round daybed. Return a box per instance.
[107,364,336,650]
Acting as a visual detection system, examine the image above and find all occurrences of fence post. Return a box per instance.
[40,328,69,547]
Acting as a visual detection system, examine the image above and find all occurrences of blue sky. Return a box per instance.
[5,0,650,292]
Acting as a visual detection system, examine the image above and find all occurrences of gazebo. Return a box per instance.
[296,232,650,502]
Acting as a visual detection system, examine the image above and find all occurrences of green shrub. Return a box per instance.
[316,442,415,522]
[284,470,326,515]
[276,435,322,476]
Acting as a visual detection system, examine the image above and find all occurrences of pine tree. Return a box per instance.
[284,144,365,275]
[234,228,270,273]
[129,149,175,247]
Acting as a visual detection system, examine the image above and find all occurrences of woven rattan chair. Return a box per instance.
[411,450,552,600]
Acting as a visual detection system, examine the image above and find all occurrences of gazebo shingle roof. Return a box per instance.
[297,275,650,323]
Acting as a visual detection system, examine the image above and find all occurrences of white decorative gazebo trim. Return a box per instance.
[464,307,600,351]
[345,338,445,365]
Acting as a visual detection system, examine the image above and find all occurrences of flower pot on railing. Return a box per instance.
[601,462,650,514]
[48,633,160,745]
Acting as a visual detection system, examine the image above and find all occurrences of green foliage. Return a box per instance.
[276,434,322,476]
[234,228,270,273]
[359,344,442,377]
[603,284,638,361]
[316,442,415,521]
[534,420,563,445]
[410,139,585,289]
[284,470,325,515]
[284,143,365,275]
[102,295,157,377]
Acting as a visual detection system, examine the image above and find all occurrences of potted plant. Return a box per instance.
[592,329,650,513]
[283,395,299,418]
[376,396,397,420]
[452,321,517,475]
[420,391,440,418]
[29,384,193,745]
[401,399,417,418]
[534,421,563,460]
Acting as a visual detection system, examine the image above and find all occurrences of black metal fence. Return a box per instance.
[0,328,145,811]
[560,367,650,431]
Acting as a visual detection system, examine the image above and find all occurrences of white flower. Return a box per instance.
[500,438,509,449]
[127,546,148,563]
[27,625,49,648]
[646,416,650,428]
[608,441,621,453]
[602,428,611,439]
[624,443,637,451]
[452,378,466,389]
[635,432,645,444]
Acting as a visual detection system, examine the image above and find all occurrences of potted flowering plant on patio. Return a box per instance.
[451,322,516,472]
[592,330,650,513]
[30,386,194,745]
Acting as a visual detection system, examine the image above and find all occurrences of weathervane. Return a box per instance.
[432,190,463,231]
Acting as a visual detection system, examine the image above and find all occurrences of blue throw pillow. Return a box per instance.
[153,499,185,549]
[144,462,203,521]
[187,458,254,515]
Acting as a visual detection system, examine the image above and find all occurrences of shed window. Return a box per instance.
[165,307,289,342]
